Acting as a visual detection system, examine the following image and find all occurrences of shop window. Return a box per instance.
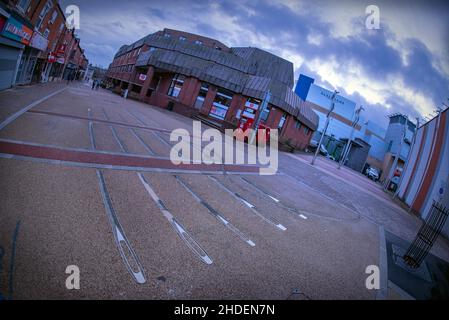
[167,74,185,98]
[209,88,233,120]
[194,83,209,109]
[241,97,261,121]
[278,112,287,131]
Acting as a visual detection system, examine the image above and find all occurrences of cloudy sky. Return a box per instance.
[60,0,449,129]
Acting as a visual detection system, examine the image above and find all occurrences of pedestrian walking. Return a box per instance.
[91,79,96,90]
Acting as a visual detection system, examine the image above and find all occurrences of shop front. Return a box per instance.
[28,31,48,83]
[0,11,33,88]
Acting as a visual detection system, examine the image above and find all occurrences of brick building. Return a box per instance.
[0,0,88,89]
[106,28,319,150]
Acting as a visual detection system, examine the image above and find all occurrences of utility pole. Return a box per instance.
[338,105,364,169]
[249,90,271,145]
[384,116,408,191]
[311,90,339,165]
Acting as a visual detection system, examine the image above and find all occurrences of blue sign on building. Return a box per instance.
[294,74,314,100]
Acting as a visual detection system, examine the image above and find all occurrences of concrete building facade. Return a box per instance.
[295,73,388,170]
[380,114,417,181]
[396,108,449,237]
[106,28,319,150]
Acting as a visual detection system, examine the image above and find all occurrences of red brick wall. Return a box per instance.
[225,94,246,125]
[148,75,171,108]
[179,77,201,106]
[200,86,217,116]
[279,115,313,149]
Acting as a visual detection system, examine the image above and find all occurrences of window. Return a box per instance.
[179,36,187,41]
[387,140,393,152]
[209,88,233,120]
[194,83,209,109]
[36,0,53,30]
[278,112,287,130]
[194,40,203,45]
[49,10,58,24]
[303,126,310,135]
[43,28,50,39]
[167,74,185,98]
[242,97,261,120]
[164,33,171,38]
[16,0,31,12]
[137,47,141,55]
[295,120,302,129]
[58,22,64,33]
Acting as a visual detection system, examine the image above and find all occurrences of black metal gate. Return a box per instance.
[403,201,449,268]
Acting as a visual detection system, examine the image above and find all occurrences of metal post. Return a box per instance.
[311,90,339,165]
[338,106,364,169]
[249,90,271,145]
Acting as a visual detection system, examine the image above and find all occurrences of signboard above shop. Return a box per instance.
[30,31,49,51]
[1,16,33,45]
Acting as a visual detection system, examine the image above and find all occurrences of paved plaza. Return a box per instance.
[1,82,448,299]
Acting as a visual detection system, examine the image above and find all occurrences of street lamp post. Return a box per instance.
[338,105,364,169]
[311,90,339,165]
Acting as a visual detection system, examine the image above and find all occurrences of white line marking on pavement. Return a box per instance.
[174,175,256,247]
[241,198,255,209]
[101,107,127,153]
[137,172,213,265]
[208,175,287,231]
[97,170,146,284]
[0,86,67,130]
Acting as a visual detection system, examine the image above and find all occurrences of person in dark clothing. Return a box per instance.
[92,79,96,90]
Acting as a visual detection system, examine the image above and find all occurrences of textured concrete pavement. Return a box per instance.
[1,81,447,300]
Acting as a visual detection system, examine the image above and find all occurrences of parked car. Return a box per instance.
[365,167,379,181]
[308,141,329,157]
